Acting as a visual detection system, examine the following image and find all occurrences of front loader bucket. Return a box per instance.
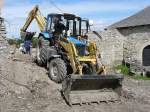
[62,74,123,106]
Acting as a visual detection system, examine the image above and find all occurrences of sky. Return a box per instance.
[1,0,150,38]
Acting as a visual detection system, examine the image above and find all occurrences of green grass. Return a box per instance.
[115,65,150,80]
[115,65,130,75]
[131,75,150,80]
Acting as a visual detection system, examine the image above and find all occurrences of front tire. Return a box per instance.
[49,58,67,83]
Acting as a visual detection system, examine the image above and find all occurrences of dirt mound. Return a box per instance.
[0,50,150,112]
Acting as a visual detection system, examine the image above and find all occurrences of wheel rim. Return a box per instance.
[50,63,58,78]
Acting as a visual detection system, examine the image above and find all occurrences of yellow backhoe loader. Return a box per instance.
[20,5,123,106]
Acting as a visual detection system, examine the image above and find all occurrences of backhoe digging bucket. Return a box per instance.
[62,74,123,106]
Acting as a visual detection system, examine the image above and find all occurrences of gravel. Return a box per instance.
[0,46,150,112]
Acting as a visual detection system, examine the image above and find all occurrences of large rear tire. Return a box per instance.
[49,58,67,83]
[36,43,43,66]
[36,36,49,66]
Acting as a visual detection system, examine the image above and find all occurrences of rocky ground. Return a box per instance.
[0,46,150,112]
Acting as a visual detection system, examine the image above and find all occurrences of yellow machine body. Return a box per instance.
[59,37,106,75]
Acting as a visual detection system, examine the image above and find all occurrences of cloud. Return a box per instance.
[59,1,148,14]
[2,0,150,38]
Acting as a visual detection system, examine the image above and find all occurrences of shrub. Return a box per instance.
[32,37,38,48]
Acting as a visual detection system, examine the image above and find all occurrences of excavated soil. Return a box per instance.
[0,49,150,112]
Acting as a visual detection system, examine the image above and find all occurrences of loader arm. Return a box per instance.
[20,5,46,36]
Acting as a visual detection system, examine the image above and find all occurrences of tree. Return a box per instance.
[31,37,38,48]
[7,38,23,47]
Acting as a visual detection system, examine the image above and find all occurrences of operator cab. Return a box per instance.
[45,13,90,56]
[45,13,90,38]
[45,13,75,36]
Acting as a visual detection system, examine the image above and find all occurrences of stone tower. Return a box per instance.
[0,0,6,38]
[0,17,6,38]
[0,0,8,54]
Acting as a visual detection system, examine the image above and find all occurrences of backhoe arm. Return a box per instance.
[20,5,46,37]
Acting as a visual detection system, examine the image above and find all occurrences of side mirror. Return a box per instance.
[89,20,94,26]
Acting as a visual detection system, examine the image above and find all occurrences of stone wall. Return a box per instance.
[118,25,150,74]
[0,17,6,38]
[0,17,8,54]
[89,25,150,74]
[89,29,124,70]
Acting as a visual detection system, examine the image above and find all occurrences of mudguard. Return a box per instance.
[40,32,53,39]
[67,37,87,46]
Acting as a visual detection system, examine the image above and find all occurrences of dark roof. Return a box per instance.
[108,6,150,29]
